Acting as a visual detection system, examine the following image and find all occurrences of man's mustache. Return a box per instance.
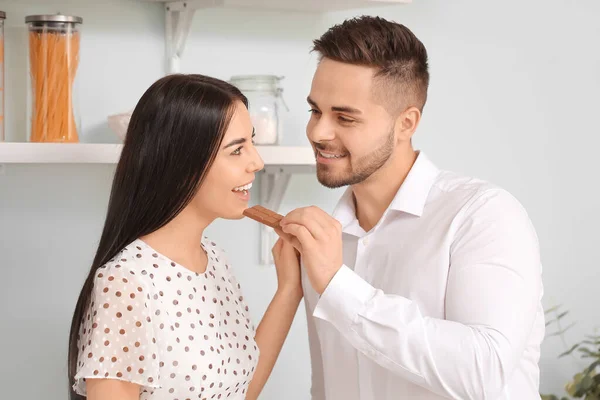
[313,142,348,155]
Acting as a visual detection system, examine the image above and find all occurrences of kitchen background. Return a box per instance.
[0,0,598,399]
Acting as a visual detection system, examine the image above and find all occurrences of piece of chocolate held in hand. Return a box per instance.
[243,205,283,228]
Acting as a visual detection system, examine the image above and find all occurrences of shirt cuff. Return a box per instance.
[313,265,377,331]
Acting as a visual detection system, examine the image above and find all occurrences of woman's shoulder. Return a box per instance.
[74,241,161,396]
[92,240,155,290]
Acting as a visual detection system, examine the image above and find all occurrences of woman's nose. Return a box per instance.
[248,146,264,173]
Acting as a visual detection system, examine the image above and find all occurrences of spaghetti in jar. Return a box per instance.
[0,11,5,142]
[26,14,82,143]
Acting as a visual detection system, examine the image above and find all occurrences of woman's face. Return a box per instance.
[193,101,264,220]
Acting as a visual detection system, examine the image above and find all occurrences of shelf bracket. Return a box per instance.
[257,164,314,266]
[164,0,224,74]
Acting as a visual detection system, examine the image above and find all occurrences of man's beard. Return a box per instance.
[316,128,395,189]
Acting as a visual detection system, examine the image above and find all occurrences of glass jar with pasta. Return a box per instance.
[26,13,82,143]
[0,11,6,142]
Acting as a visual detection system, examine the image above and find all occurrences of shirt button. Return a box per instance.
[363,237,369,246]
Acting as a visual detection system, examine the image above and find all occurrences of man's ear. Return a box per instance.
[395,106,421,143]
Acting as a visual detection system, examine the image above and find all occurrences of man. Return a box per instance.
[278,16,545,400]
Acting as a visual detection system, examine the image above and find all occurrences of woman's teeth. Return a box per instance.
[233,182,253,192]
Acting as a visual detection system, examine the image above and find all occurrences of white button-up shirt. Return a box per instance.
[302,151,545,400]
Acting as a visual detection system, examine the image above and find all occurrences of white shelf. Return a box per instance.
[0,143,122,164]
[142,0,411,13]
[0,143,316,166]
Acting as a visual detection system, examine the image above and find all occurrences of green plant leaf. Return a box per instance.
[582,340,599,346]
[579,348,600,358]
[585,360,600,374]
[540,395,559,400]
[582,374,594,388]
[567,374,583,396]
[549,323,577,337]
[557,310,569,319]
[561,344,581,358]
[545,305,561,314]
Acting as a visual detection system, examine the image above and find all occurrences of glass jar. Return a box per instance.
[229,75,288,145]
[26,13,82,142]
[0,11,5,141]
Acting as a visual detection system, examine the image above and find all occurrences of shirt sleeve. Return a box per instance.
[302,270,326,400]
[73,263,161,396]
[312,188,544,399]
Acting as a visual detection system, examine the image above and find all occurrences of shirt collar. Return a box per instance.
[331,186,357,230]
[331,151,440,229]
[389,151,439,217]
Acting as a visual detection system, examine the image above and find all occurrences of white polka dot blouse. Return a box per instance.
[73,237,259,399]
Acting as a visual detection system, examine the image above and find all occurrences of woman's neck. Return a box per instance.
[140,206,212,274]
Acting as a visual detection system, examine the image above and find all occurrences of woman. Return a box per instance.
[68,74,303,400]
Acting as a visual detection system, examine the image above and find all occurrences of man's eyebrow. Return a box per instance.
[307,96,362,115]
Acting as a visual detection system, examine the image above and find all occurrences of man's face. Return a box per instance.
[306,58,398,188]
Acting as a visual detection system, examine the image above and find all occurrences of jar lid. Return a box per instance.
[25,13,83,24]
[229,75,284,93]
[230,75,283,84]
[0,11,6,20]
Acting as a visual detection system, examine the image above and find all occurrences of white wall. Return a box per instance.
[1,0,599,399]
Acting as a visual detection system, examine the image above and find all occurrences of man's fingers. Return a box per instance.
[275,227,303,253]
[274,227,294,244]
[281,207,330,239]
[307,205,341,233]
[281,223,314,252]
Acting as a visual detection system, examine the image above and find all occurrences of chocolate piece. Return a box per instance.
[243,205,283,228]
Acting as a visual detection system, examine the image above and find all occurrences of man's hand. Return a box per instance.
[276,206,343,295]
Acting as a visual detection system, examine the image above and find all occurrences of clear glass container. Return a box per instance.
[229,75,288,145]
[0,11,5,142]
[26,13,82,142]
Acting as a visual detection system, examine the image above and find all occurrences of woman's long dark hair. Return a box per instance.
[67,74,247,399]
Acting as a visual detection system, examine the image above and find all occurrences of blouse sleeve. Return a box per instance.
[73,263,161,396]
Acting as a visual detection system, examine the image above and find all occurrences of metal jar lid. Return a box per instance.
[25,13,83,24]
[229,75,284,93]
[0,11,6,20]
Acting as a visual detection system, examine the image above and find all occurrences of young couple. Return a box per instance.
[68,16,545,400]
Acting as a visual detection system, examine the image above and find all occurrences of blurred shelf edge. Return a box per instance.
[0,143,316,166]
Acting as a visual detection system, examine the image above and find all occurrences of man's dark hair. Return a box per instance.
[313,16,429,114]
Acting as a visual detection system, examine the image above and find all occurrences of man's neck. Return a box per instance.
[352,148,418,232]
